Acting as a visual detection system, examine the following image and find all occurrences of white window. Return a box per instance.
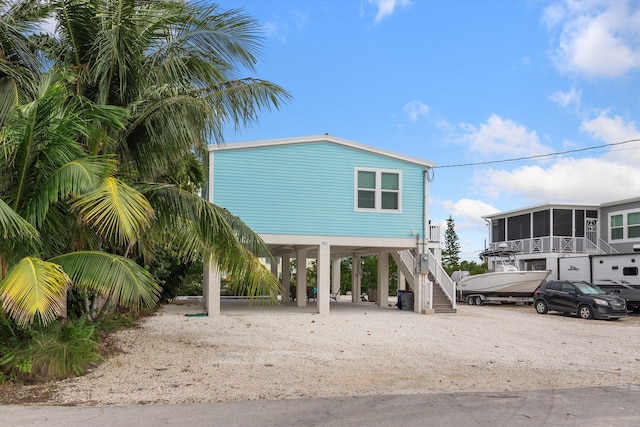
[609,210,640,241]
[611,214,623,240]
[355,168,401,212]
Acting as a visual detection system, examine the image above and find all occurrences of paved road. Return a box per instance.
[2,385,640,427]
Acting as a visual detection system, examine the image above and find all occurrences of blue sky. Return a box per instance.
[221,0,640,260]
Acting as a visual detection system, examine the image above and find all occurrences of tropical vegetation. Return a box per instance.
[0,0,289,380]
[442,215,461,274]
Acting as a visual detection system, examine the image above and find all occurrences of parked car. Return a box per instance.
[533,280,626,320]
[596,280,640,313]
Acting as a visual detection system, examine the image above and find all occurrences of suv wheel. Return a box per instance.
[578,304,593,319]
[535,300,548,314]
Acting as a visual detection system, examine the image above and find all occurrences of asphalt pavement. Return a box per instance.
[2,385,640,427]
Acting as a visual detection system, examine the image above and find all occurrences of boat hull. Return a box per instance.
[457,271,550,298]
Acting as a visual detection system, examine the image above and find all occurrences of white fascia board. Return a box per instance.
[601,196,640,207]
[259,233,417,248]
[482,202,601,220]
[208,135,435,169]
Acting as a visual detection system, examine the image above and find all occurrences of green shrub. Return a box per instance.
[2,319,100,380]
[0,319,34,381]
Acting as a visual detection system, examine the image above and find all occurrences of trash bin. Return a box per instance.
[400,292,414,311]
[397,290,405,310]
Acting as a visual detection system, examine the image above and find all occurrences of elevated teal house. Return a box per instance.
[204,135,456,315]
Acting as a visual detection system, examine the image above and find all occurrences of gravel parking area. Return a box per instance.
[51,301,640,406]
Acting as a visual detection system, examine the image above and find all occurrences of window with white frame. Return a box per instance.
[611,214,623,240]
[629,212,640,238]
[355,168,401,212]
[609,210,640,241]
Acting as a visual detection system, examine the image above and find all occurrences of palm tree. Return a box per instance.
[0,1,290,327]
[0,69,161,327]
[42,0,290,296]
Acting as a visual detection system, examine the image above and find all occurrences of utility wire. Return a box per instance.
[432,137,640,169]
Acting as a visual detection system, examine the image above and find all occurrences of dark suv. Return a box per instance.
[533,280,626,320]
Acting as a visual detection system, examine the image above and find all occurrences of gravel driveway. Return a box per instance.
[52,301,640,406]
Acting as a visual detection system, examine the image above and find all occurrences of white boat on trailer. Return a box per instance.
[457,248,551,305]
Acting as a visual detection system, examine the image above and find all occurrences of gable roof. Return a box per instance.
[208,135,435,168]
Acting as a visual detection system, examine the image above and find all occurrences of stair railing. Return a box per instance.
[424,251,456,310]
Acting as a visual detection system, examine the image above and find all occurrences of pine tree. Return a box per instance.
[442,215,461,275]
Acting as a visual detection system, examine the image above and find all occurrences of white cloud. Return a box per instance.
[580,111,640,165]
[434,198,499,259]
[262,10,309,43]
[543,0,640,77]
[403,100,429,122]
[549,86,581,109]
[367,0,412,23]
[461,114,553,158]
[580,111,639,143]
[263,21,287,42]
[475,157,640,204]
[441,199,499,230]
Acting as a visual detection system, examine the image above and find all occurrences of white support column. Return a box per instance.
[331,258,341,296]
[282,256,291,302]
[414,269,423,314]
[317,242,330,315]
[296,248,308,306]
[204,261,221,316]
[270,257,281,301]
[415,267,433,314]
[377,252,389,308]
[351,256,361,303]
[203,262,209,304]
[205,151,220,316]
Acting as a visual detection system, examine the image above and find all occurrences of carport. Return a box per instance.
[204,233,430,316]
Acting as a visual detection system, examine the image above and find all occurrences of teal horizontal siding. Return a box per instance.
[213,142,426,238]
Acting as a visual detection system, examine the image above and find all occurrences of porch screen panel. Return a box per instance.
[492,218,505,242]
[553,209,572,236]
[575,210,585,237]
[507,213,531,240]
[533,210,550,237]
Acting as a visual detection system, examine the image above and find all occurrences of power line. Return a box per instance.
[432,137,640,169]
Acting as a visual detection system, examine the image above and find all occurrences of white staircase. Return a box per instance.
[393,250,456,313]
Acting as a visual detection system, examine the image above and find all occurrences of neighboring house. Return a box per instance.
[483,197,640,285]
[203,135,456,315]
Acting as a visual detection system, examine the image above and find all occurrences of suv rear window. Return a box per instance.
[547,282,562,291]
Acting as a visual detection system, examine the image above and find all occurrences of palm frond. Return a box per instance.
[0,76,19,129]
[147,3,262,83]
[0,196,39,241]
[50,251,160,309]
[25,156,115,227]
[138,182,272,258]
[222,248,284,301]
[118,90,209,179]
[72,177,153,248]
[137,183,282,298]
[0,256,69,328]
[203,78,291,144]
